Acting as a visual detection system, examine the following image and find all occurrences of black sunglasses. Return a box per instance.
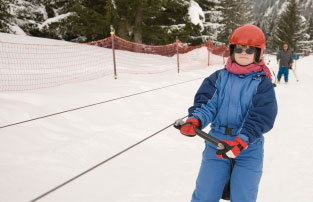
[234,47,255,54]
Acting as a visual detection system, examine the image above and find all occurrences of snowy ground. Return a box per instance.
[1,34,313,202]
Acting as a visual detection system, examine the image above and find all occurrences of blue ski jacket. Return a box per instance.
[188,69,278,143]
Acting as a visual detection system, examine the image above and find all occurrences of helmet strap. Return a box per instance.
[255,48,261,62]
[229,45,235,57]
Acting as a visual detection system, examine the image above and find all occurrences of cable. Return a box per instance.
[1,77,204,129]
[29,115,187,202]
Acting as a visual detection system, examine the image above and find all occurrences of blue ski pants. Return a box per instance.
[277,67,289,82]
[191,135,264,202]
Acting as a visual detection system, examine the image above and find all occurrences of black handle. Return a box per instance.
[174,119,224,150]
[194,128,224,150]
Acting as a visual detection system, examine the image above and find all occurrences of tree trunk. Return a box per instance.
[117,20,130,40]
[134,3,142,43]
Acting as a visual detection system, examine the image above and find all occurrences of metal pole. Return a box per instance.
[176,37,180,73]
[294,54,297,70]
[208,45,211,66]
[111,25,117,79]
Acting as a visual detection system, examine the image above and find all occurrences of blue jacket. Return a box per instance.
[188,69,278,143]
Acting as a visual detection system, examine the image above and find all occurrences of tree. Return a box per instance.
[217,0,255,44]
[108,0,201,45]
[217,0,240,44]
[272,0,308,52]
[194,0,222,44]
[307,16,313,52]
[2,0,220,45]
[61,0,196,44]
[112,0,163,43]
[150,0,195,45]
[101,0,166,44]
[65,0,109,41]
[0,0,13,33]
[238,0,255,25]
[259,12,277,51]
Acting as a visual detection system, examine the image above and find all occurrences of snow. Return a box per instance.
[39,13,73,30]
[277,1,288,16]
[8,24,26,35]
[264,6,273,17]
[304,0,313,10]
[0,32,72,44]
[1,34,313,202]
[188,0,205,31]
[164,24,186,34]
[112,0,117,9]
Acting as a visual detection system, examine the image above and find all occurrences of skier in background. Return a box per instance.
[179,25,278,202]
[277,43,293,83]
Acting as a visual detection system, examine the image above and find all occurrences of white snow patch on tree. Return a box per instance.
[188,0,205,31]
[39,13,73,30]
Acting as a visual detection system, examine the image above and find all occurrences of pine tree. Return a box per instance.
[66,0,109,41]
[140,0,180,45]
[111,0,164,43]
[195,0,222,44]
[217,0,240,44]
[260,12,277,51]
[100,0,167,44]
[156,0,202,45]
[272,0,308,52]
[37,0,78,40]
[104,0,119,34]
[0,0,13,33]
[238,0,255,25]
[62,0,194,44]
[307,16,313,52]
[217,0,255,44]
[110,0,199,45]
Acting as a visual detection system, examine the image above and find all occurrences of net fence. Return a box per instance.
[0,34,229,91]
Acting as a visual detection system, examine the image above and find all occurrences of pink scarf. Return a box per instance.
[225,58,272,81]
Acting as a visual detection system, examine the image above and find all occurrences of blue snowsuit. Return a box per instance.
[188,69,278,202]
[277,50,293,82]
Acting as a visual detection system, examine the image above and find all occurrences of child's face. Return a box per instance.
[234,45,255,66]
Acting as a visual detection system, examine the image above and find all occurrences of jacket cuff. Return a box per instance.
[238,134,249,143]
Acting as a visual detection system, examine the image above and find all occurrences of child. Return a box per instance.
[179,24,278,202]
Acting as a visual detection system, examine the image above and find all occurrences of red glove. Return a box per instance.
[179,118,201,137]
[216,136,248,159]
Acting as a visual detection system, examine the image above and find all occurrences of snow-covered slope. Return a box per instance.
[0,34,313,202]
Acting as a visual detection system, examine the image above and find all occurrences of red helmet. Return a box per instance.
[229,24,266,62]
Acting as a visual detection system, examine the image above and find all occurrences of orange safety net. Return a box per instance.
[88,35,229,57]
[0,34,229,91]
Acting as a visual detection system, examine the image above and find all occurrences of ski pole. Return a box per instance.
[291,68,299,82]
[266,57,277,87]
[174,119,225,150]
